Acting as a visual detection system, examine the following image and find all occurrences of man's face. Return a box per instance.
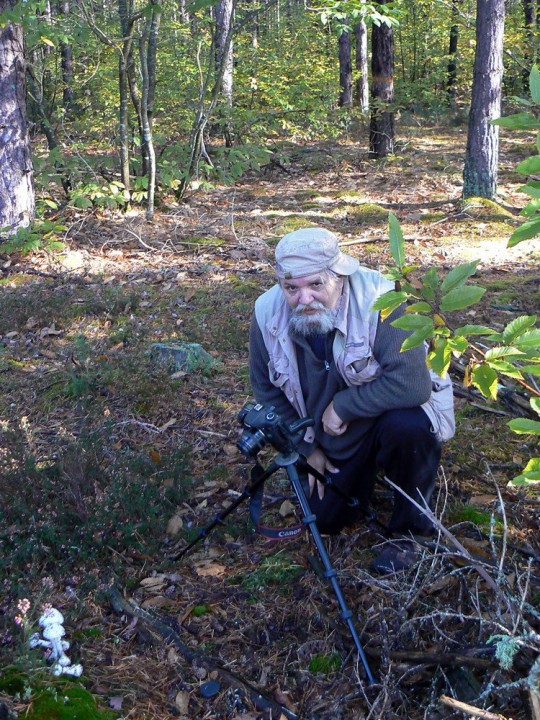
[280,272,343,336]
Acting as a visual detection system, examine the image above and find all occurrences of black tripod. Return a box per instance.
[175,405,376,684]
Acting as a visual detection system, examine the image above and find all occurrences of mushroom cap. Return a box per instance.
[39,608,64,627]
[42,624,65,640]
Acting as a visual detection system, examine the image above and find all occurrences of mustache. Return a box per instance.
[293,301,326,315]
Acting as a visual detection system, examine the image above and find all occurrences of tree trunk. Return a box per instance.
[139,1,161,219]
[463,0,505,199]
[338,29,353,108]
[355,20,369,111]
[447,0,459,105]
[523,0,535,90]
[215,0,234,106]
[369,10,394,157]
[58,0,75,111]
[0,2,35,236]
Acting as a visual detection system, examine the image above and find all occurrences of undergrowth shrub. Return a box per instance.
[0,420,192,585]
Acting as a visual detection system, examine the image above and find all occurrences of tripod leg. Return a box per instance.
[172,461,281,560]
[285,461,376,684]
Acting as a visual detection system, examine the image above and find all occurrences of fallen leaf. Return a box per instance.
[5,331,18,338]
[194,561,227,577]
[223,443,238,456]
[25,316,39,329]
[468,494,498,505]
[159,418,177,432]
[167,514,184,536]
[140,575,167,590]
[108,696,123,711]
[174,690,190,714]
[184,288,196,302]
[141,595,176,609]
[149,449,162,464]
[279,500,295,517]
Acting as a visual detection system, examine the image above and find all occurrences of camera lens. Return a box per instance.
[237,428,267,457]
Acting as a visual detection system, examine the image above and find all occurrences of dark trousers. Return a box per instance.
[306,408,441,535]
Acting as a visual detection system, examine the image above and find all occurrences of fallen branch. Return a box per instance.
[107,585,298,720]
[366,648,495,669]
[439,694,509,719]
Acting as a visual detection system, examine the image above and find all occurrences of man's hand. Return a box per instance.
[322,401,348,436]
[306,447,339,500]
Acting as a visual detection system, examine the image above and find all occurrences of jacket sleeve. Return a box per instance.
[249,315,317,456]
[332,305,432,422]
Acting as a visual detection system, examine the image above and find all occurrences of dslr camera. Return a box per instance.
[237,402,312,457]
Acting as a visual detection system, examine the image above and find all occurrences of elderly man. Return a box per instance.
[248,227,454,572]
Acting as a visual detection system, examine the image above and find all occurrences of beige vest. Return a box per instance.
[254,269,455,442]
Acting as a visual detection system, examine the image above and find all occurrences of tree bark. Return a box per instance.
[447,0,460,105]
[463,0,505,199]
[58,0,75,111]
[139,1,161,219]
[215,0,234,106]
[338,29,353,108]
[523,0,535,90]
[0,1,35,236]
[355,20,369,111]
[369,9,394,157]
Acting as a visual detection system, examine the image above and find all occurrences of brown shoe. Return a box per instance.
[370,539,419,574]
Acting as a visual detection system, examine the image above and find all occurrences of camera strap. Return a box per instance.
[249,463,305,541]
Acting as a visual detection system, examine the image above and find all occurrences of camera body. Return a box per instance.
[237,402,300,457]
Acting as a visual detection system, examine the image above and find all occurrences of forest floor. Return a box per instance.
[1,120,540,720]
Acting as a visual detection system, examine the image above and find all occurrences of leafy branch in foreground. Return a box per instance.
[373,212,540,487]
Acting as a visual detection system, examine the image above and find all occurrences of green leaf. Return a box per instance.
[520,183,540,199]
[492,112,540,130]
[514,328,540,349]
[507,418,540,434]
[454,324,499,338]
[448,335,469,355]
[520,364,540,375]
[502,315,537,343]
[485,360,523,378]
[440,261,479,294]
[371,290,408,320]
[400,324,433,351]
[530,64,540,104]
[391,314,434,332]
[405,301,432,314]
[428,341,452,377]
[388,212,405,268]
[484,346,525,361]
[471,364,499,399]
[516,155,540,174]
[440,286,486,312]
[508,218,540,246]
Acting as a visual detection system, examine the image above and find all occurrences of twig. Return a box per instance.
[381,476,509,604]
[107,586,298,719]
[439,694,509,719]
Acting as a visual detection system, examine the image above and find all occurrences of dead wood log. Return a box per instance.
[439,694,509,719]
[366,648,495,669]
[107,585,298,720]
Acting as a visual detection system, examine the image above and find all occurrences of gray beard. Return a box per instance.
[288,302,337,337]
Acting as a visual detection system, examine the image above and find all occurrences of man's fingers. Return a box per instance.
[317,480,325,500]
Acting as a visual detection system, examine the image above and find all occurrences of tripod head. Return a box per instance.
[237,402,314,458]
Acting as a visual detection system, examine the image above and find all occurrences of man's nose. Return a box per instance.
[298,287,314,305]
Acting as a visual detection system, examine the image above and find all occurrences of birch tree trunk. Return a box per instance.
[215,0,234,106]
[0,0,35,236]
[463,0,505,199]
[355,19,369,111]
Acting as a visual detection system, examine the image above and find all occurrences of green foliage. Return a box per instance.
[0,421,192,581]
[376,212,540,488]
[241,554,304,592]
[493,65,540,246]
[1,218,66,255]
[308,651,342,674]
[69,181,128,210]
